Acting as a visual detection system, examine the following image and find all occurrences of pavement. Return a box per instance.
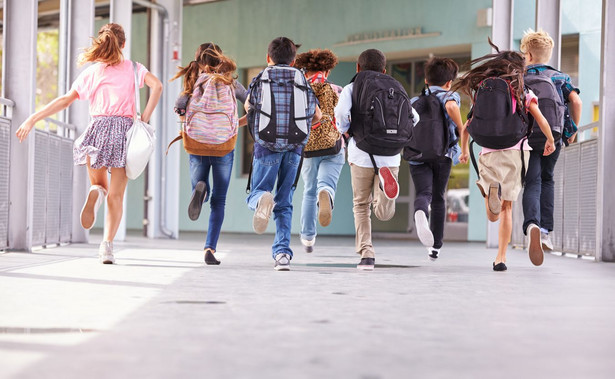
[1,232,615,379]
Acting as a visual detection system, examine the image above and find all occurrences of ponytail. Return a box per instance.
[170,60,201,96]
[79,23,125,66]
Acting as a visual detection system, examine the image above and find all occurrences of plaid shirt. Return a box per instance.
[249,65,318,156]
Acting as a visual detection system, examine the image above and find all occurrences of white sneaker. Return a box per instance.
[274,253,291,271]
[81,185,107,230]
[301,237,315,253]
[98,241,115,264]
[541,232,554,251]
[414,210,434,247]
[527,223,544,266]
[253,192,275,234]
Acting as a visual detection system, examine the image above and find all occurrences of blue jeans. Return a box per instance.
[300,149,345,241]
[522,143,562,234]
[246,151,301,259]
[189,151,234,251]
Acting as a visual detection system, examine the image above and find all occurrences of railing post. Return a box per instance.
[3,0,38,251]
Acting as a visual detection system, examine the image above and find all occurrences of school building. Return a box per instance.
[1,0,613,261]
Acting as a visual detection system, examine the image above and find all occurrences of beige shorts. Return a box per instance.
[476,149,530,202]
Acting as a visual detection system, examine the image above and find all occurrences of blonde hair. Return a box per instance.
[78,23,125,66]
[520,28,554,63]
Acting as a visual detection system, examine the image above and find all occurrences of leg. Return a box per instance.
[484,197,500,222]
[81,158,109,229]
[494,200,513,265]
[350,165,376,258]
[204,151,234,252]
[300,156,320,243]
[410,163,435,247]
[247,152,280,235]
[103,167,129,242]
[315,150,345,227]
[373,166,398,221]
[539,143,561,231]
[430,158,452,249]
[271,152,301,259]
[522,150,543,234]
[188,154,210,221]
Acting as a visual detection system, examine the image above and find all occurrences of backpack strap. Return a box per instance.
[369,154,379,175]
[246,151,254,194]
[292,153,304,190]
[257,67,273,131]
[469,139,480,180]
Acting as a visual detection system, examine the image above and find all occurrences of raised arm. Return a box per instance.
[15,90,79,142]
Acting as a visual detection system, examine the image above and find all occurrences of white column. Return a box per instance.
[4,0,38,251]
[64,0,95,244]
[487,0,514,248]
[597,0,615,261]
[536,0,562,69]
[109,0,133,241]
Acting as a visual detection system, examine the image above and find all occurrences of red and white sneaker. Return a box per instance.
[378,167,399,200]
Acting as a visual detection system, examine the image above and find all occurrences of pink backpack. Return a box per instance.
[185,73,238,144]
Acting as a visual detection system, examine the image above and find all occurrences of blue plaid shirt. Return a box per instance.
[526,64,580,138]
[249,65,318,157]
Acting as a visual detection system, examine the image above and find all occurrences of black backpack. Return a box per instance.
[403,86,456,162]
[349,71,415,160]
[524,66,565,149]
[467,77,531,184]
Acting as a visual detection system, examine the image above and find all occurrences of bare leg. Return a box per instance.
[484,197,500,222]
[494,200,513,264]
[103,167,128,242]
[86,157,109,192]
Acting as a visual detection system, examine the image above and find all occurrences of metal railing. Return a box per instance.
[0,98,15,250]
[511,122,599,257]
[32,118,76,247]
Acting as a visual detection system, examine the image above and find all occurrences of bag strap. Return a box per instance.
[469,139,480,180]
[369,153,379,175]
[132,61,142,120]
[292,154,304,190]
[246,151,254,194]
[520,138,528,186]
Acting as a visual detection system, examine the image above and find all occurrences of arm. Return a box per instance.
[312,105,322,123]
[141,72,163,123]
[528,101,555,156]
[16,90,79,142]
[244,94,251,113]
[334,84,353,134]
[567,91,583,143]
[445,100,468,164]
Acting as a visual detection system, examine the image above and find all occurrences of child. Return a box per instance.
[294,49,345,253]
[452,40,555,271]
[335,49,420,270]
[171,43,246,265]
[244,37,321,271]
[520,29,582,253]
[407,57,469,260]
[16,23,163,264]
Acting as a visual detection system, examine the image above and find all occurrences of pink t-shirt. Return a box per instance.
[71,60,149,118]
[480,89,538,155]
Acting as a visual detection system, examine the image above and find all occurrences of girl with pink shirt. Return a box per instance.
[16,23,163,264]
[453,41,555,271]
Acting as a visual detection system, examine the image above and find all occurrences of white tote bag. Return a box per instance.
[125,61,156,180]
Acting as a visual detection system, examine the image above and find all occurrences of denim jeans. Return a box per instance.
[300,149,345,241]
[189,151,234,251]
[409,158,452,249]
[522,143,562,234]
[246,150,301,259]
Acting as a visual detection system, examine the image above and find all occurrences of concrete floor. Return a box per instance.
[1,232,614,379]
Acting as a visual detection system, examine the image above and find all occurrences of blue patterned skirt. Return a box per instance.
[73,116,133,170]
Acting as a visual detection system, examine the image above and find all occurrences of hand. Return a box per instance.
[543,139,556,156]
[16,118,35,143]
[568,132,577,144]
[459,152,469,164]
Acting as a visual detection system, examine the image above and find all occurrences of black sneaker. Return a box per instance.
[204,249,220,265]
[428,248,439,261]
[357,257,375,270]
[188,181,207,221]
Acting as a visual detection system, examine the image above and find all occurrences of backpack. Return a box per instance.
[349,71,415,159]
[403,86,455,162]
[304,81,342,158]
[167,73,238,157]
[467,77,531,184]
[524,66,566,149]
[247,65,315,152]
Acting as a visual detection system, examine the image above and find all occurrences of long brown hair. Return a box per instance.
[78,23,125,66]
[452,38,527,111]
[171,43,237,96]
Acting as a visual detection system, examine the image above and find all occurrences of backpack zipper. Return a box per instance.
[397,98,407,128]
[374,97,386,126]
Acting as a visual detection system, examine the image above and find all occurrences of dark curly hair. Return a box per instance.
[294,49,339,72]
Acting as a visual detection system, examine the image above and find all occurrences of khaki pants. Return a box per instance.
[350,164,398,258]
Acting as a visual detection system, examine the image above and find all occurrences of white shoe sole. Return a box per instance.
[253,193,275,234]
[415,211,434,247]
[99,255,115,264]
[81,189,100,230]
[528,225,544,266]
[357,265,374,271]
[318,191,332,227]
[274,265,290,271]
